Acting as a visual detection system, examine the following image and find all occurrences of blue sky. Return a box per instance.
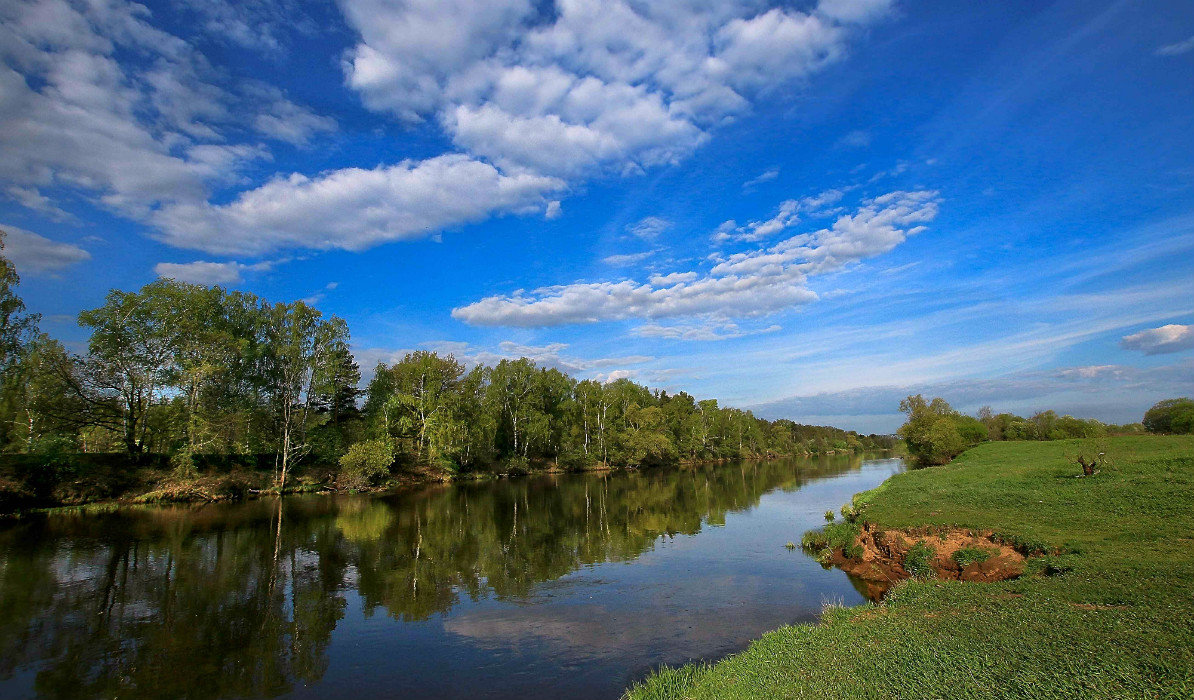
[2,0,1193,432]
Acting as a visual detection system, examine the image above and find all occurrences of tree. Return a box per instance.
[897,395,979,465]
[0,231,39,380]
[77,281,181,453]
[1143,398,1194,435]
[260,301,348,489]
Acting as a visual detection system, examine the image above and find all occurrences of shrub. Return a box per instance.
[824,509,836,522]
[503,454,531,475]
[338,439,394,488]
[904,541,937,579]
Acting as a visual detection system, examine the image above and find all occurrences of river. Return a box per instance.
[0,454,903,699]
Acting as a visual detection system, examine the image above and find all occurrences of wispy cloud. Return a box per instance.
[742,168,779,191]
[1156,35,1194,56]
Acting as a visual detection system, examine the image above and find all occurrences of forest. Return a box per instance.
[0,234,893,506]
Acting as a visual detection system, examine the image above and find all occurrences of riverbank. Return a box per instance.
[0,449,885,516]
[625,435,1194,699]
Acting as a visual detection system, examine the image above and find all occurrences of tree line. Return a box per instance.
[0,234,893,496]
[896,393,1180,465]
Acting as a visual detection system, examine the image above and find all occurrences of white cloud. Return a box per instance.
[250,86,336,145]
[602,251,655,266]
[153,259,273,285]
[627,216,672,240]
[340,0,893,183]
[453,190,939,327]
[179,0,319,54]
[354,339,652,382]
[714,188,845,242]
[635,321,782,341]
[151,155,565,255]
[1156,35,1194,56]
[4,185,76,222]
[742,168,779,191]
[544,200,563,220]
[0,0,338,243]
[838,129,871,148]
[1121,324,1194,355]
[1,0,895,257]
[816,0,894,25]
[0,223,90,274]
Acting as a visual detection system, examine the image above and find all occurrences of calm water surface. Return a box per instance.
[0,455,903,699]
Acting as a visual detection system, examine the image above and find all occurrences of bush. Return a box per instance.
[502,454,531,475]
[338,439,394,488]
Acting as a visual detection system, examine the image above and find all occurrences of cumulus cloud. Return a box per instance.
[0,0,330,224]
[340,0,894,182]
[151,155,565,255]
[1,0,895,257]
[0,224,90,274]
[453,190,939,327]
[1121,324,1194,355]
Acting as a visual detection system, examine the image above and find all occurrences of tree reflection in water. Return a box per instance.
[0,455,868,698]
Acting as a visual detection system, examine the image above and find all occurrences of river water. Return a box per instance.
[0,455,903,699]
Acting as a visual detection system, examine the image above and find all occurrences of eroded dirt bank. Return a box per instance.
[826,524,1031,600]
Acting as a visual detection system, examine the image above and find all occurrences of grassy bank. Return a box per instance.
[626,435,1194,699]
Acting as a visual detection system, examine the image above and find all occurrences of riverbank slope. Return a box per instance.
[625,435,1194,699]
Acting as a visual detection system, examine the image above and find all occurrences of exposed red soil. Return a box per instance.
[827,524,1030,601]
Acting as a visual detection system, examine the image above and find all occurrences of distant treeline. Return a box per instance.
[0,234,892,500]
[897,394,1185,465]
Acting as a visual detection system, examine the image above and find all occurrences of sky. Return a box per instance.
[1,0,1193,433]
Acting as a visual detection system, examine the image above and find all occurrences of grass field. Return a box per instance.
[625,436,1194,699]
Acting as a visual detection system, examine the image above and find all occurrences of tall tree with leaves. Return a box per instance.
[260,301,348,489]
[77,281,181,454]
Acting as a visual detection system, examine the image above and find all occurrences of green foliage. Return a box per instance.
[338,438,394,488]
[903,541,937,578]
[950,546,994,567]
[823,509,835,522]
[1143,397,1194,434]
[801,521,862,560]
[897,395,982,465]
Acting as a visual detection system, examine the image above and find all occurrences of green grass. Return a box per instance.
[903,541,937,579]
[625,436,1194,699]
[951,546,995,567]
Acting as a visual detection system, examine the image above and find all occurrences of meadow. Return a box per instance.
[626,435,1194,699]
